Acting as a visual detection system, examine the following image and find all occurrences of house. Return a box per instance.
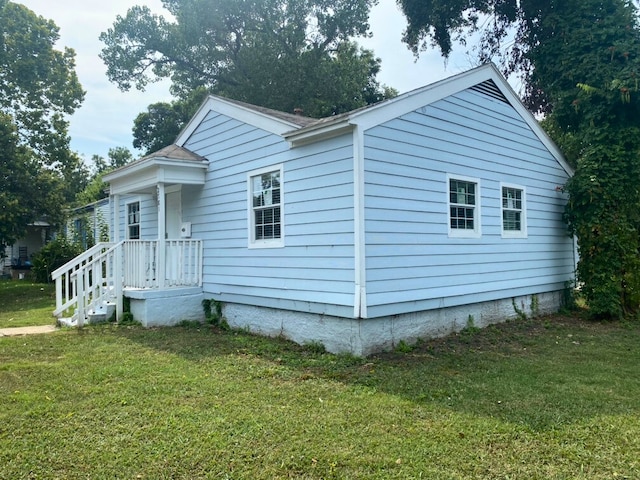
[65,198,111,249]
[53,64,575,355]
[1,221,52,279]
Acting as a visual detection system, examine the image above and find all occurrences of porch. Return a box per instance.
[52,239,203,326]
[53,145,209,327]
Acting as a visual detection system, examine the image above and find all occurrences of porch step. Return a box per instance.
[87,302,116,324]
[57,317,78,328]
[57,302,116,328]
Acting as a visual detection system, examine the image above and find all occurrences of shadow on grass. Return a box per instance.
[107,315,640,432]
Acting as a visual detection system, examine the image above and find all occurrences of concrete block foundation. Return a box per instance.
[222,291,563,356]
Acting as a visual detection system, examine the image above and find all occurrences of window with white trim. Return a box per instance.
[448,175,481,238]
[501,184,527,238]
[127,201,140,239]
[248,165,283,248]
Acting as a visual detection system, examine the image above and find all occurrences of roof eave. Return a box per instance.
[284,120,354,147]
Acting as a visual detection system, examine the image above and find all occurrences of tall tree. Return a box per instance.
[0,114,66,251]
[398,0,640,317]
[133,87,209,155]
[0,0,84,165]
[99,0,396,120]
[76,147,135,205]
[0,1,85,254]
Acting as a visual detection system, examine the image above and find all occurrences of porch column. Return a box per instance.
[157,182,166,288]
[112,193,123,322]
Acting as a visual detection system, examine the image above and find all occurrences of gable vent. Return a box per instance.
[470,79,509,104]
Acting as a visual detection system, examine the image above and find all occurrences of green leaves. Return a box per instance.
[99,0,394,120]
[0,1,84,164]
[0,2,86,254]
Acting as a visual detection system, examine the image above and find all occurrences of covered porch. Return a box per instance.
[53,145,209,326]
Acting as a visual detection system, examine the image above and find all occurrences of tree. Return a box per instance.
[0,1,84,164]
[0,114,66,251]
[0,1,86,255]
[133,87,209,155]
[76,147,135,206]
[99,0,396,119]
[398,0,639,114]
[398,0,640,317]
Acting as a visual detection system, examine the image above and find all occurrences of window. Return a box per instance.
[447,175,481,238]
[127,201,140,239]
[501,184,527,238]
[248,165,283,248]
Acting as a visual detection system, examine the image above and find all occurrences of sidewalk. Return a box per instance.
[0,325,57,337]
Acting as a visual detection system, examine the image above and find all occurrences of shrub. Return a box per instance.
[31,236,83,283]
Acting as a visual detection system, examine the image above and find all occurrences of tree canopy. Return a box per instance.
[0,114,66,250]
[0,0,84,165]
[0,1,85,253]
[100,0,396,120]
[132,87,209,155]
[398,0,640,114]
[76,147,135,206]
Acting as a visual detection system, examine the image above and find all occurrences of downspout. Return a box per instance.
[353,125,367,319]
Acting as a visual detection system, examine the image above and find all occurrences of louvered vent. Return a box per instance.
[470,80,509,104]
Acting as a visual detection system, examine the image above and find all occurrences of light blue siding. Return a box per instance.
[363,88,574,317]
[181,111,356,317]
[113,194,157,240]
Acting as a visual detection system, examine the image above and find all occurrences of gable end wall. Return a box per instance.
[363,87,575,318]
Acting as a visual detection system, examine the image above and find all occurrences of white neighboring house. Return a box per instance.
[1,221,51,279]
[66,198,111,249]
[53,64,575,355]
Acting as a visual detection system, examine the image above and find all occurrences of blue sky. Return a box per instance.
[17,0,476,164]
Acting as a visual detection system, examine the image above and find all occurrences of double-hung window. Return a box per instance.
[447,175,481,238]
[248,165,284,248]
[501,183,527,238]
[127,201,140,240]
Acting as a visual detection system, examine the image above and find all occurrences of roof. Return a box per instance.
[103,144,207,183]
[218,96,317,128]
[158,63,571,177]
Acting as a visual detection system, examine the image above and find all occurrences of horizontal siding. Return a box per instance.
[114,194,156,240]
[181,111,355,314]
[364,87,574,312]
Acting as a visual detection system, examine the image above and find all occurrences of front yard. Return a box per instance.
[0,279,56,328]
[1,281,639,478]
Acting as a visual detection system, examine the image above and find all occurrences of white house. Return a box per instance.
[53,64,575,355]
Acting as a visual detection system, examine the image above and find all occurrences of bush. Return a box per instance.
[31,237,83,283]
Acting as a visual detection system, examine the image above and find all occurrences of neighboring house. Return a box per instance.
[54,64,575,355]
[1,221,52,279]
[66,198,111,249]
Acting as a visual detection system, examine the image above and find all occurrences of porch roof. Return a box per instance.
[104,145,209,195]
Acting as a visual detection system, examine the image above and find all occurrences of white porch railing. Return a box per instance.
[53,239,203,326]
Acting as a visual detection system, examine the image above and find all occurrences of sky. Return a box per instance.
[17,0,477,164]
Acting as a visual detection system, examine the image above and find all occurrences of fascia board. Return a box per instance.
[175,95,302,146]
[350,64,501,130]
[286,121,354,147]
[104,157,208,183]
[349,63,574,178]
[493,74,575,177]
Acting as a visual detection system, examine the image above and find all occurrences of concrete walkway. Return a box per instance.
[0,325,58,337]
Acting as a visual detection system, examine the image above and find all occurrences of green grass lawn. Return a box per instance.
[1,312,639,479]
[0,279,56,328]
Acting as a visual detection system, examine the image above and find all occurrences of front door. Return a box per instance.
[165,190,182,239]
